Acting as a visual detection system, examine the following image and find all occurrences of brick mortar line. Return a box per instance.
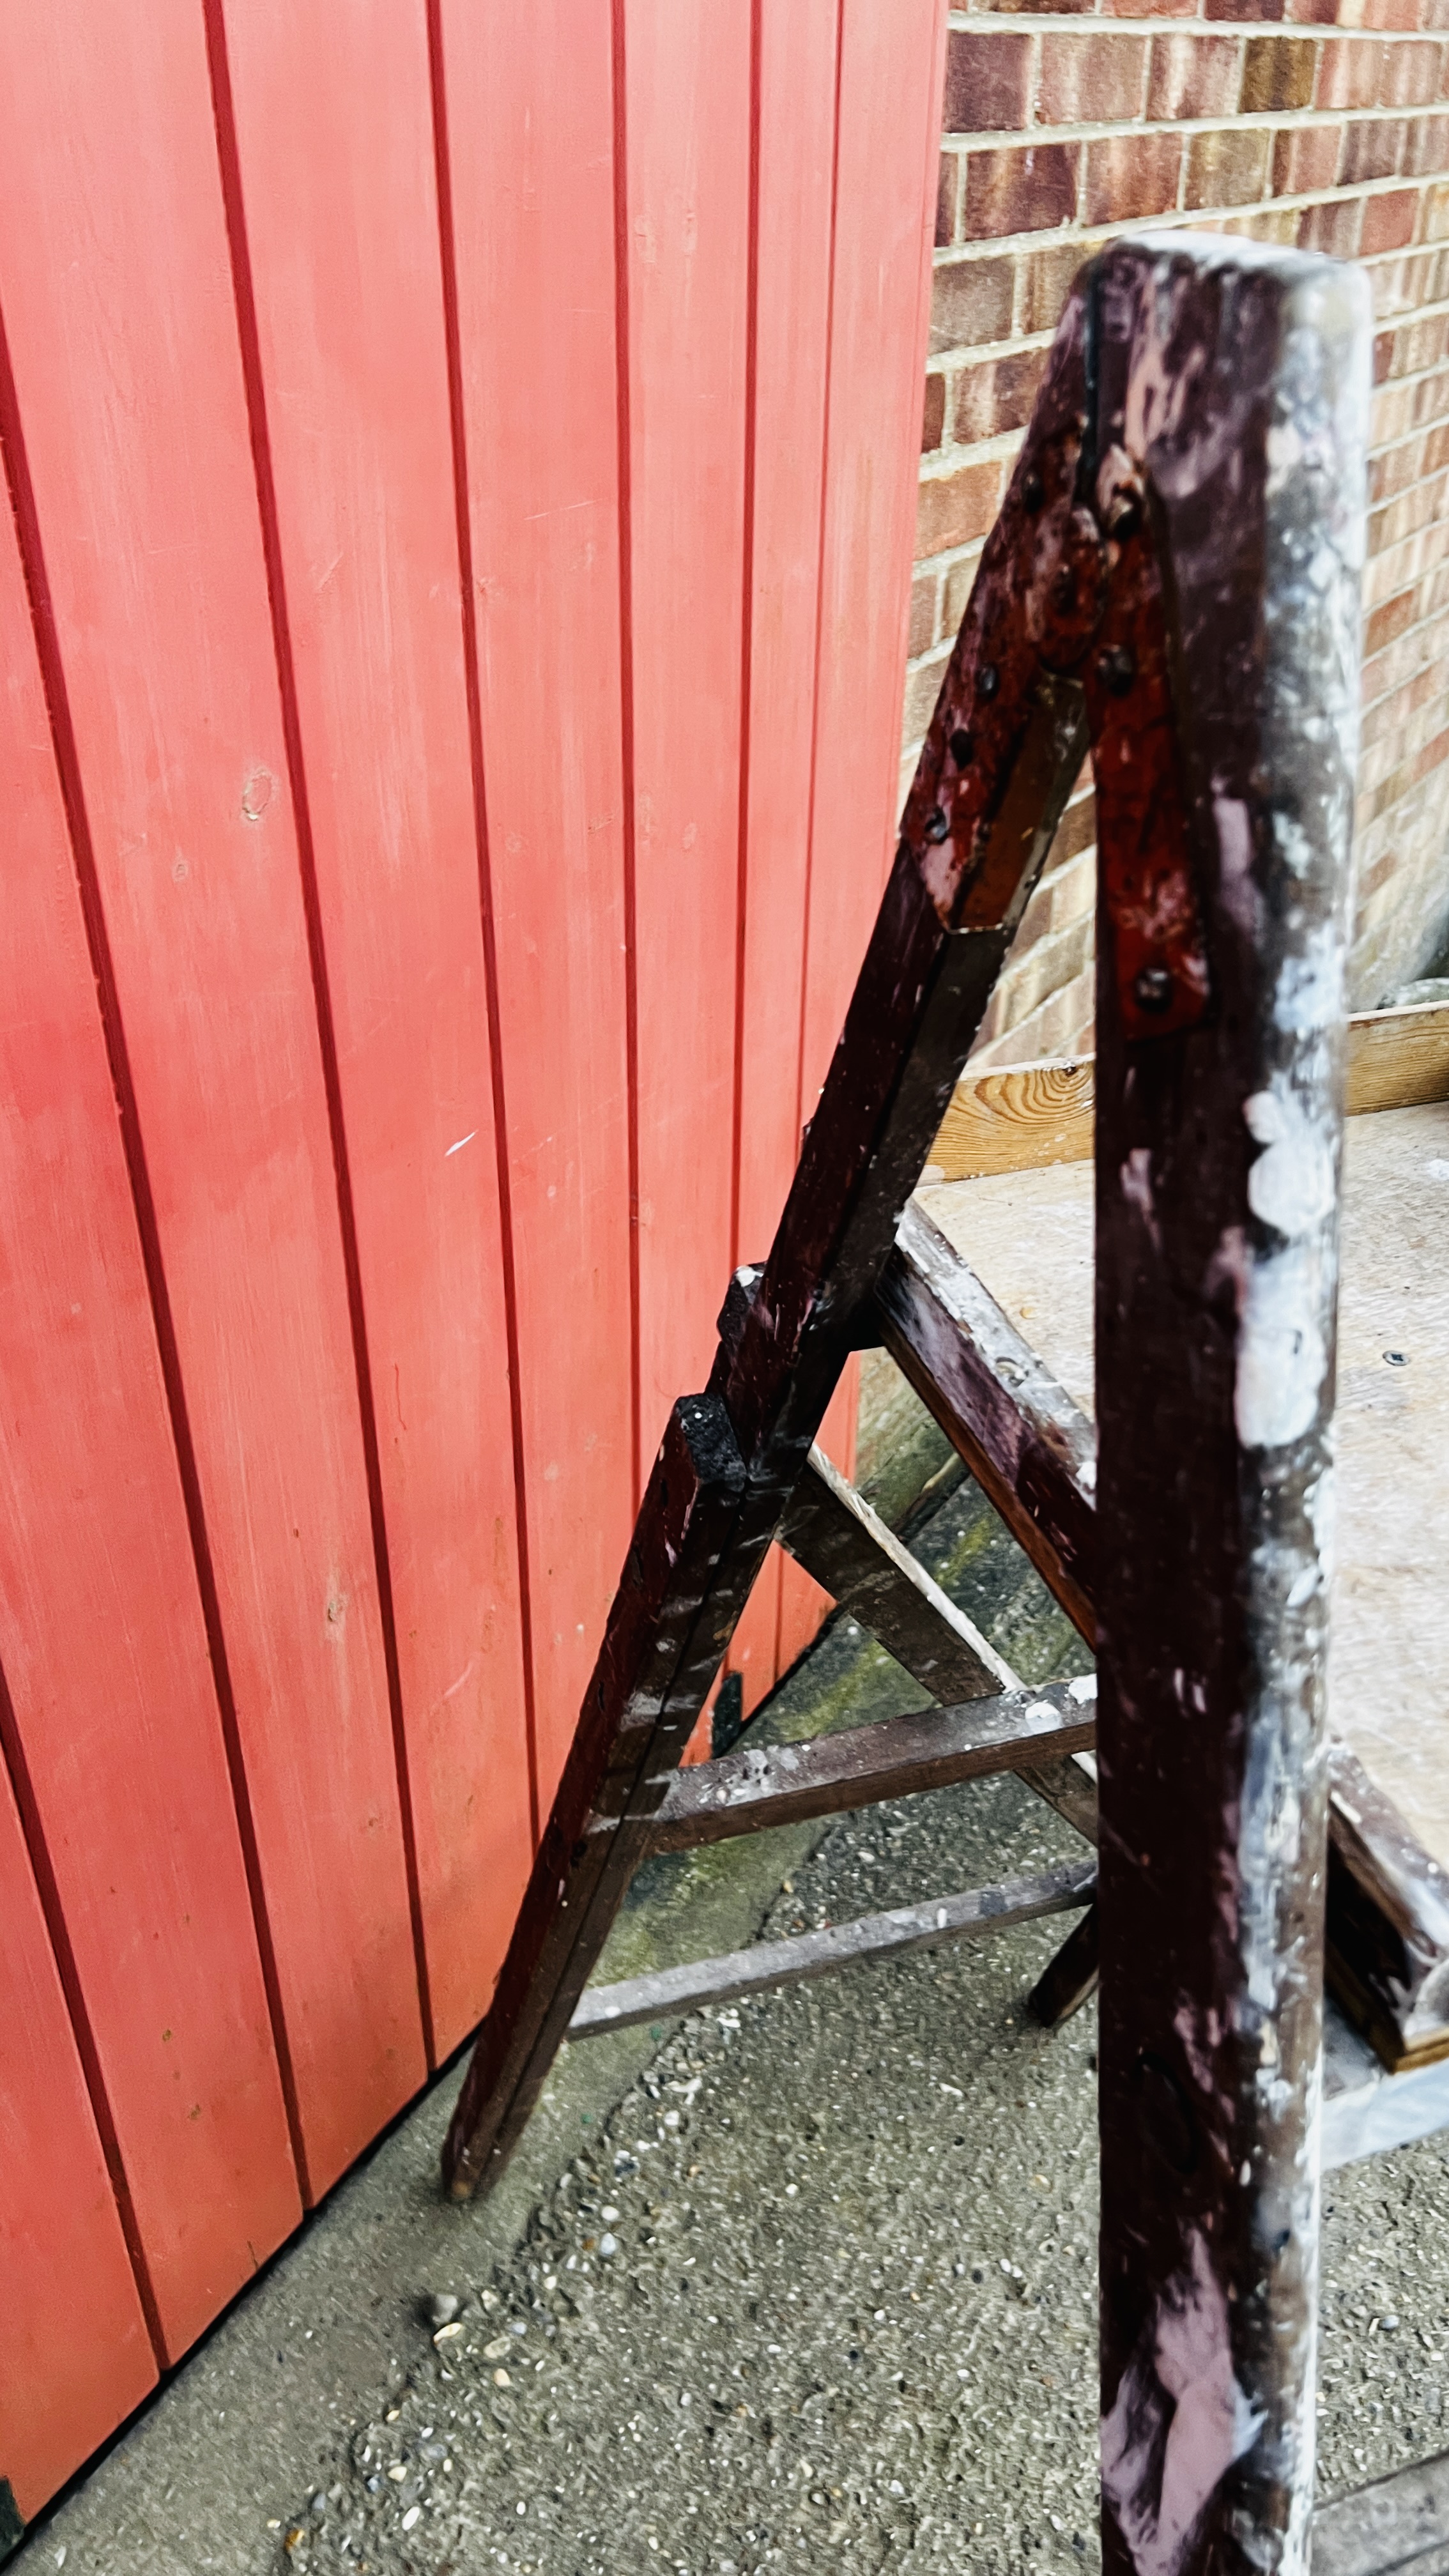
[928,326,1449,383]
[947,10,1448,35]
[939,111,1449,153]
[931,203,1449,266]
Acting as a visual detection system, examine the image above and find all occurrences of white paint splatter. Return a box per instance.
[1101,2232,1264,2576]
[446,1130,477,1157]
[1243,1086,1335,1240]
[1272,923,1344,1036]
[1121,1147,1160,1248]
[1236,1243,1328,1449]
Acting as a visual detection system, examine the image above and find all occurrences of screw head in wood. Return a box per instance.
[1132,965,1174,1015]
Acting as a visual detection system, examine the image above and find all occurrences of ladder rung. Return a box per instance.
[618,1676,1096,1855]
[567,1857,1096,2039]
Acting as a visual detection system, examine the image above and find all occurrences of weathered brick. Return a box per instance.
[1016,238,1092,337]
[1038,33,1147,126]
[936,153,960,249]
[908,0,1449,1065]
[951,346,1047,444]
[1185,127,1273,209]
[1005,961,1096,1066]
[1272,122,1343,194]
[965,144,1078,240]
[1230,204,1301,245]
[1339,116,1407,184]
[907,568,941,660]
[1084,132,1183,226]
[969,0,1092,14]
[1298,195,1364,255]
[900,644,952,746]
[1419,178,1449,240]
[930,254,1015,355]
[1050,788,1098,871]
[1381,39,1445,107]
[942,542,986,641]
[1363,185,1422,254]
[921,372,946,454]
[942,29,1034,135]
[1375,441,1429,528]
[1405,113,1449,176]
[1316,37,1388,110]
[1241,33,1317,109]
[1147,33,1243,122]
[1048,845,1097,932]
[1104,0,1192,19]
[916,456,1005,558]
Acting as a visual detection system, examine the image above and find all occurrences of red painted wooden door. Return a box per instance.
[0,0,944,2523]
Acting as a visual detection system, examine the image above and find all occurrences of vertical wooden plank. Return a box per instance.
[798,0,948,1127]
[438,0,634,1804]
[771,0,945,1684]
[734,0,839,1271]
[0,376,299,2360]
[725,0,840,1722]
[215,0,533,2058]
[0,1747,155,2520]
[624,0,754,1477]
[0,0,426,2204]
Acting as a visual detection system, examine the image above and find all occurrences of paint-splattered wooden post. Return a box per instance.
[1090,243,1369,2571]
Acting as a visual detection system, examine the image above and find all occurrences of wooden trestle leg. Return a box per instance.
[1087,245,1367,2572]
[445,257,1372,2576]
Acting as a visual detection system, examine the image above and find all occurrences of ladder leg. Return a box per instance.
[443,1395,752,2198]
[1087,242,1366,2573]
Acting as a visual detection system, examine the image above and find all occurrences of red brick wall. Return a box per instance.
[905,5,1449,1063]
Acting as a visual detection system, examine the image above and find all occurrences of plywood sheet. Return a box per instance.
[919,1101,1449,1873]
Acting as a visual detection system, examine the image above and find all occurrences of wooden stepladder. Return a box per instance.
[447,234,1386,2568]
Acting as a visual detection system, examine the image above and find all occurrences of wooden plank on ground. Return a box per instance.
[438,0,635,1809]
[931,1002,1449,1182]
[0,0,427,2214]
[0,314,299,2354]
[568,1857,1097,2037]
[217,0,533,2060]
[639,1677,1096,1852]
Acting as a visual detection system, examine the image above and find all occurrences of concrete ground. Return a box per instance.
[23,1388,1449,2575]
